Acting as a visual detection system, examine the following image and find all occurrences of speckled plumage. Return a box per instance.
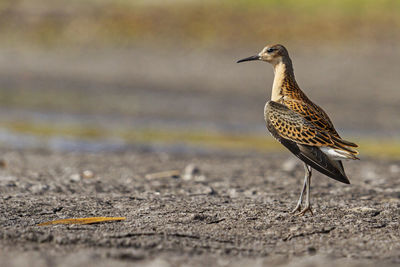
[266,101,358,157]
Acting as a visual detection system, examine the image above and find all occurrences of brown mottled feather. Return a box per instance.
[265,101,358,156]
[281,99,339,137]
[274,75,341,138]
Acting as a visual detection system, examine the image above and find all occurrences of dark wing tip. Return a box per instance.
[340,176,351,184]
[326,170,350,184]
[296,144,352,184]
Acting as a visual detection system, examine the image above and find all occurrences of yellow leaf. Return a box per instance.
[37,217,126,226]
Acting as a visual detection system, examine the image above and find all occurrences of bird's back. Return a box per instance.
[277,75,340,137]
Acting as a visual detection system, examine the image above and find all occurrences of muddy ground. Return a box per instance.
[0,148,399,267]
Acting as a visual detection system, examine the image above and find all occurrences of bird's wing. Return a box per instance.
[282,99,341,137]
[264,100,353,184]
[264,101,358,155]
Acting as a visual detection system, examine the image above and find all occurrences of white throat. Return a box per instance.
[271,61,286,102]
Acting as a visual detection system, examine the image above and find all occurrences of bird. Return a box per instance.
[237,44,359,215]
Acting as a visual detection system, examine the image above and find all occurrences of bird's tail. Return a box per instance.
[331,136,359,159]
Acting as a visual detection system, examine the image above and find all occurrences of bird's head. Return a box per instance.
[237,44,289,65]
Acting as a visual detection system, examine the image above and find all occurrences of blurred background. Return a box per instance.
[0,0,399,157]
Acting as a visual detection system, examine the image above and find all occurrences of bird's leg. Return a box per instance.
[298,165,313,216]
[290,163,308,214]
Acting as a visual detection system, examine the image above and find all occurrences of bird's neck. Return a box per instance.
[271,58,302,102]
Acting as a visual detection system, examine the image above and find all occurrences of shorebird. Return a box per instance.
[237,44,359,215]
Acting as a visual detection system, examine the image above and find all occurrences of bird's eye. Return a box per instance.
[266,48,275,53]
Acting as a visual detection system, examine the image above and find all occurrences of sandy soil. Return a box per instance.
[0,148,399,266]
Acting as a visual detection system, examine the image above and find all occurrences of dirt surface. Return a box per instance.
[0,148,399,266]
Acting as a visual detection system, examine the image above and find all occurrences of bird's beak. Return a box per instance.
[236,55,260,63]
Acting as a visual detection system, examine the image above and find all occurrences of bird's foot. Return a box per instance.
[290,203,302,214]
[297,206,313,216]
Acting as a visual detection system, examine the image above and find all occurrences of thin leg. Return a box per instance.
[298,165,313,216]
[290,163,308,214]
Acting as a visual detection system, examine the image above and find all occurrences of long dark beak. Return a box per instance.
[237,55,260,63]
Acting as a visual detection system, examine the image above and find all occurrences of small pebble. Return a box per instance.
[69,174,81,182]
[282,158,298,172]
[30,184,49,194]
[183,164,200,181]
[82,170,94,179]
[228,188,238,198]
[244,188,257,197]
[0,159,6,168]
